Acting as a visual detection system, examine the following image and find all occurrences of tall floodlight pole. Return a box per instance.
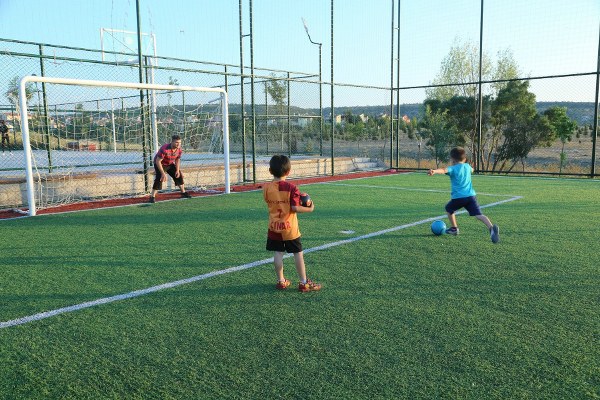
[136,0,149,192]
[302,17,323,156]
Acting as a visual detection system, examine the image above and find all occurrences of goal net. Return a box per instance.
[15,76,230,216]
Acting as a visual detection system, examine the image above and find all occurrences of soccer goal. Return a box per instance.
[17,76,230,216]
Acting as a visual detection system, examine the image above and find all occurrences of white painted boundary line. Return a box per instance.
[0,171,402,222]
[0,190,227,222]
[0,194,522,330]
[322,182,518,197]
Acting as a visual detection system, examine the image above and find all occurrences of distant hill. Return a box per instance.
[226,102,597,126]
[536,102,596,126]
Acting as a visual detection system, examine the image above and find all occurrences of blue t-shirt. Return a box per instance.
[446,162,476,199]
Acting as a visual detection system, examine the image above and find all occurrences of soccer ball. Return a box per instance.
[300,192,312,207]
[431,220,446,236]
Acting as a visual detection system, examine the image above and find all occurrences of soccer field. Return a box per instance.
[1,173,598,399]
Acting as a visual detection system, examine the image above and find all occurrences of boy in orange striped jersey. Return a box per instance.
[263,155,321,292]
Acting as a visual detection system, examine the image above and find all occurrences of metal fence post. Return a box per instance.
[54,105,60,149]
[250,0,256,183]
[395,0,401,168]
[239,0,247,182]
[136,0,149,192]
[330,0,335,175]
[182,91,186,142]
[389,0,395,169]
[476,0,485,173]
[591,20,600,177]
[11,105,16,145]
[287,72,291,157]
[319,44,323,157]
[121,98,126,152]
[39,44,53,172]
[265,80,269,155]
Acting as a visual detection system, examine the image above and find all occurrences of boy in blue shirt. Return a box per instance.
[428,147,500,243]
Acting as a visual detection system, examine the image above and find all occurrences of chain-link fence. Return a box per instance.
[391,0,599,176]
[1,0,599,210]
[0,37,388,211]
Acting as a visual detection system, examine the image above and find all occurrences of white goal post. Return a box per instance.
[19,76,230,216]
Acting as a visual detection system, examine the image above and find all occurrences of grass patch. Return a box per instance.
[0,173,598,399]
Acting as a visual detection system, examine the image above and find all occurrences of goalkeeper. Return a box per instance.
[149,134,192,203]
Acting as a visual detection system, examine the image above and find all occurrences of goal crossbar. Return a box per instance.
[18,75,231,216]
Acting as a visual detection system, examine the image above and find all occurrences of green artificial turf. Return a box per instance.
[0,173,598,399]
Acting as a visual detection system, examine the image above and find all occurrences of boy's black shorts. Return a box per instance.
[445,196,482,216]
[266,237,303,253]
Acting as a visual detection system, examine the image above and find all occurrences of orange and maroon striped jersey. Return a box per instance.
[156,143,182,166]
[263,180,301,241]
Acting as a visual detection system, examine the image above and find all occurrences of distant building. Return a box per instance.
[292,117,310,128]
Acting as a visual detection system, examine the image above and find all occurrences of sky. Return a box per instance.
[1,0,599,106]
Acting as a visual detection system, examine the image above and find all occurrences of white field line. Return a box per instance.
[0,171,407,221]
[322,182,518,197]
[0,171,402,221]
[0,191,227,221]
[480,174,600,183]
[0,194,522,330]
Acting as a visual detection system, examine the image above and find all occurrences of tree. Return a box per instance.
[424,40,521,163]
[543,107,577,174]
[5,76,35,126]
[491,48,520,95]
[426,39,491,101]
[426,39,520,101]
[68,103,92,139]
[265,74,287,149]
[420,105,462,167]
[425,96,476,158]
[265,74,287,115]
[167,76,179,107]
[489,81,555,172]
[406,116,426,168]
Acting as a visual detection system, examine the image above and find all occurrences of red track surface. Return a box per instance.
[0,169,404,220]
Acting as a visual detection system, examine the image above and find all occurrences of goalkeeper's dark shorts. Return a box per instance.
[153,164,184,190]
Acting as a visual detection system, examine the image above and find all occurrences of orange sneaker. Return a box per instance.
[276,279,291,290]
[298,279,322,293]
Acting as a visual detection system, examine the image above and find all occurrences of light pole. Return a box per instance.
[302,17,323,156]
